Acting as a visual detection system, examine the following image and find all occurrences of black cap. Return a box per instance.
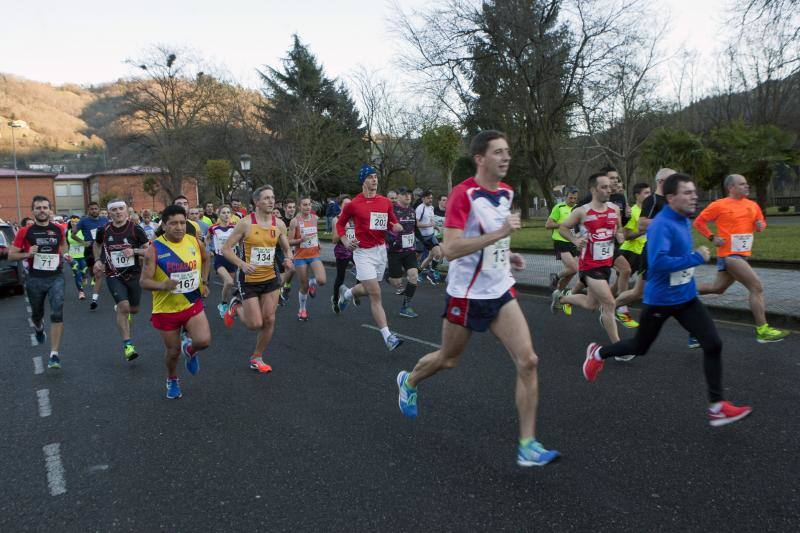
[396,186,412,194]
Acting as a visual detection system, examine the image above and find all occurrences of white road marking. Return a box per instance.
[36,389,52,417]
[28,317,34,328]
[88,464,109,473]
[26,305,32,313]
[30,333,38,346]
[43,443,66,496]
[33,356,44,375]
[360,324,441,349]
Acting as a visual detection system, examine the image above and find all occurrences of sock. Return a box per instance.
[34,322,44,332]
[380,327,391,341]
[299,291,308,311]
[310,277,317,287]
[50,350,58,357]
[709,402,723,413]
[403,283,417,307]
[251,352,262,359]
[593,347,604,360]
[168,375,178,381]
[344,288,353,301]
[123,339,132,347]
[519,437,534,447]
[92,293,99,301]
[617,305,629,313]
[756,324,769,334]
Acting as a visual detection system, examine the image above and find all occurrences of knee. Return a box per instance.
[192,335,211,351]
[440,355,460,370]
[117,302,130,314]
[703,336,722,355]
[517,351,539,376]
[262,313,276,329]
[244,316,263,330]
[749,281,763,295]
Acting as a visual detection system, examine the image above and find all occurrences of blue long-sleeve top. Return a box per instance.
[644,205,706,306]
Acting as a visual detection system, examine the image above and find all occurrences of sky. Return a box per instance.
[1,0,730,97]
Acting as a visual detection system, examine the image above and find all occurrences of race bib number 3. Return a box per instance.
[33,253,59,271]
[592,241,613,261]
[170,270,200,294]
[300,227,318,249]
[730,233,753,253]
[482,237,510,271]
[670,267,695,287]
[110,250,133,269]
[401,233,415,249]
[250,246,275,266]
[369,212,388,231]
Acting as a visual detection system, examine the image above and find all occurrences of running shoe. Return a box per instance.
[426,270,437,286]
[756,325,790,344]
[280,284,291,305]
[337,285,351,313]
[90,300,98,310]
[165,378,182,400]
[124,343,139,362]
[708,401,752,427]
[297,309,309,321]
[217,303,229,319]
[308,280,317,298]
[517,440,560,467]
[224,297,241,328]
[615,310,639,329]
[249,356,273,373]
[395,285,406,296]
[181,332,199,375]
[78,290,86,300]
[561,289,572,316]
[549,273,559,290]
[614,355,636,362]
[34,328,46,344]
[396,371,417,418]
[331,294,340,315]
[47,354,61,370]
[385,333,404,351]
[688,336,700,349]
[399,306,418,318]
[582,342,604,382]
[550,289,562,313]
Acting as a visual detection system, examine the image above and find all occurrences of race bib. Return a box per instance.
[345,228,356,242]
[401,233,415,249]
[592,241,613,261]
[300,227,318,249]
[369,212,388,231]
[214,235,228,254]
[730,233,753,253]
[110,250,134,269]
[170,270,200,294]
[33,253,59,271]
[250,246,274,266]
[669,267,695,287]
[90,228,97,240]
[482,237,510,271]
[69,244,83,256]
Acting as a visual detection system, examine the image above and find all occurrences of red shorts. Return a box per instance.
[151,300,204,331]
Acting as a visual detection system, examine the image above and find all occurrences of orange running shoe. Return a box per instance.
[297,309,309,321]
[224,299,240,328]
[249,356,272,373]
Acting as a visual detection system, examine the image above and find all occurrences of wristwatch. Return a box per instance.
[708,234,715,242]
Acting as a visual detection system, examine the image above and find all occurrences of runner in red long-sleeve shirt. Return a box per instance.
[336,164,405,351]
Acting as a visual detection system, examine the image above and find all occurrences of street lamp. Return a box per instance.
[8,120,27,223]
[239,153,252,189]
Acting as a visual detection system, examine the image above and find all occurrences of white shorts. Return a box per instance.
[353,246,387,282]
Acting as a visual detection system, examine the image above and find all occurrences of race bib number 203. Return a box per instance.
[369,212,388,231]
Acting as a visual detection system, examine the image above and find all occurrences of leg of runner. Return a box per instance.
[216,266,234,318]
[612,254,631,296]
[180,309,211,376]
[91,270,104,309]
[252,290,280,370]
[723,257,790,341]
[160,329,183,399]
[280,269,294,304]
[46,277,65,367]
[697,271,735,296]
[349,279,402,350]
[399,267,418,318]
[615,277,645,309]
[573,277,620,343]
[331,258,350,314]
[556,252,577,291]
[405,319,471,390]
[296,263,310,321]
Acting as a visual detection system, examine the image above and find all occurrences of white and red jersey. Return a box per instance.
[335,193,398,249]
[444,177,515,299]
[579,205,618,271]
[208,223,236,256]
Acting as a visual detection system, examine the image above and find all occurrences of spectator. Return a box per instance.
[202,202,216,226]
[325,197,341,233]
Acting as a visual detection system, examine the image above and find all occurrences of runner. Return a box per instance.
[433,193,447,239]
[94,200,150,362]
[189,206,210,237]
[331,195,357,314]
[336,164,405,351]
[207,205,237,318]
[279,199,297,305]
[66,215,88,300]
[581,173,753,427]
[222,185,294,373]
[416,190,443,284]
[288,196,326,321]
[558,173,627,353]
[396,130,560,467]
[614,182,652,329]
[9,196,67,369]
[140,205,211,399]
[694,174,789,343]
[387,187,420,318]
[155,196,200,239]
[202,202,216,227]
[139,209,158,241]
[547,187,579,312]
[72,201,108,310]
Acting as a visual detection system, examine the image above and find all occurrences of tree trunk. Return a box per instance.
[519,177,530,219]
[446,170,453,193]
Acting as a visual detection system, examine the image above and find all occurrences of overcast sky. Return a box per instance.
[2,0,730,98]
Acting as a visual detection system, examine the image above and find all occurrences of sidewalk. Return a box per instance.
[318,243,800,325]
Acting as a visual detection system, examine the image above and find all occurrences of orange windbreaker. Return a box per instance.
[693,197,766,257]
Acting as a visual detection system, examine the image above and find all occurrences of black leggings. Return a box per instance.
[599,298,724,402]
[333,258,353,298]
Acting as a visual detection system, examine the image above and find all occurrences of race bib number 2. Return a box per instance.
[482,237,510,271]
[369,212,388,231]
[250,246,275,266]
[170,270,200,294]
[33,253,59,271]
[731,233,753,253]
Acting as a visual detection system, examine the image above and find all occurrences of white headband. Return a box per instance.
[107,201,127,210]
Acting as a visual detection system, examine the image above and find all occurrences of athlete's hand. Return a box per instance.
[500,212,522,237]
[62,253,72,263]
[712,236,726,247]
[392,223,403,233]
[696,245,711,262]
[200,283,210,298]
[93,262,106,275]
[625,205,632,218]
[575,237,587,250]
[283,258,294,271]
[122,248,134,258]
[240,262,256,274]
[510,253,526,270]
[616,232,625,244]
[29,245,39,255]
[345,238,359,251]
[161,278,179,291]
[755,220,765,232]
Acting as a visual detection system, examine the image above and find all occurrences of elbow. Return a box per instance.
[441,243,457,262]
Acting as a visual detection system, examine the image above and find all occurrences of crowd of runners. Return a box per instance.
[4,129,791,467]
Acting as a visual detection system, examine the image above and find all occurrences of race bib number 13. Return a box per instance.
[369,212,388,231]
[482,237,510,271]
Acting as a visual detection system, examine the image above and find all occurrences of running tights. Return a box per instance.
[333,258,352,298]
[598,297,724,402]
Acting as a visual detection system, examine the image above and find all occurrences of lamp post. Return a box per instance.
[239,153,252,189]
[9,120,27,223]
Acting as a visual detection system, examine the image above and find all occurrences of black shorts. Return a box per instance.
[613,245,623,260]
[85,245,96,270]
[639,244,650,279]
[553,240,578,260]
[106,275,142,307]
[239,276,281,300]
[620,250,642,273]
[214,254,237,274]
[442,288,517,332]
[579,266,612,285]
[419,235,439,252]
[388,251,418,279]
[275,247,285,274]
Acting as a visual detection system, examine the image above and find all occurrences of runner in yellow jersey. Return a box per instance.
[140,205,211,400]
[222,185,294,373]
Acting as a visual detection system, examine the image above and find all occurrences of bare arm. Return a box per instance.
[7,244,31,262]
[544,217,561,230]
[331,216,341,244]
[277,219,294,271]
[441,213,519,261]
[558,208,586,247]
[287,218,302,246]
[140,246,175,291]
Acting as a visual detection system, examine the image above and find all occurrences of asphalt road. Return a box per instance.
[2,268,799,532]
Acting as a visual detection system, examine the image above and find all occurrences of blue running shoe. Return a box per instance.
[165,378,182,399]
[47,354,61,370]
[337,284,350,313]
[218,303,228,319]
[385,333,404,351]
[688,335,700,349]
[517,440,560,467]
[34,328,46,344]
[396,371,417,418]
[399,306,418,318]
[181,332,199,375]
